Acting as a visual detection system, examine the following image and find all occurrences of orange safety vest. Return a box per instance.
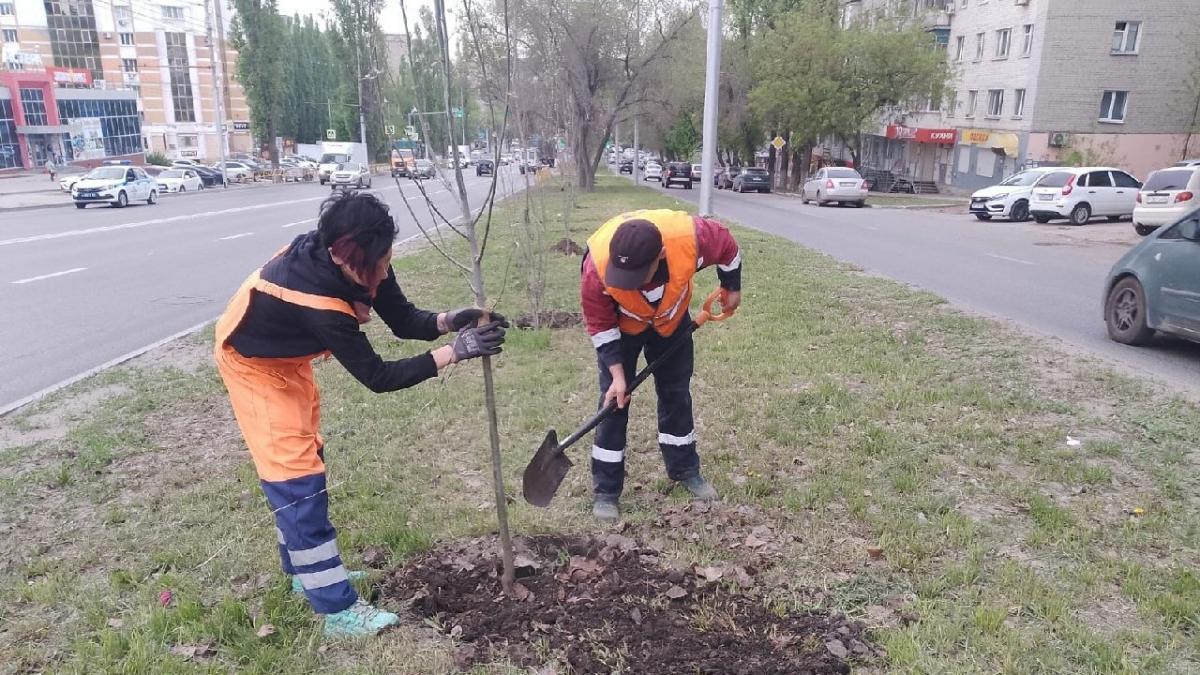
[587,209,698,337]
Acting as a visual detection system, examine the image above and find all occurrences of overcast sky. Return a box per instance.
[274,0,459,36]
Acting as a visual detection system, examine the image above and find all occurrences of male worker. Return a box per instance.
[215,191,507,637]
[581,209,742,520]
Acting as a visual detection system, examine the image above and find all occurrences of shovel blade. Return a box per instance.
[522,429,573,507]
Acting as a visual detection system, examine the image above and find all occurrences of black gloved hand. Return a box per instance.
[451,320,506,362]
[445,307,509,333]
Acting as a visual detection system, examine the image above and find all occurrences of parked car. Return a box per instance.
[1173,159,1200,167]
[192,165,226,187]
[156,168,203,193]
[329,162,372,189]
[283,155,318,170]
[1103,214,1200,345]
[57,164,89,192]
[213,160,253,183]
[1132,166,1200,236]
[664,162,693,189]
[411,159,437,179]
[968,167,1057,222]
[733,166,771,193]
[690,163,702,182]
[72,165,158,208]
[619,160,633,175]
[500,153,513,165]
[318,153,351,184]
[278,160,312,182]
[172,159,200,169]
[801,167,868,207]
[643,162,662,182]
[716,166,741,189]
[476,159,495,176]
[1029,167,1141,225]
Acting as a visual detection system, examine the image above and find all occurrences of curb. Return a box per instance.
[0,200,75,213]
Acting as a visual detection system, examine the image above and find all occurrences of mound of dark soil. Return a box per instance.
[551,238,585,256]
[514,310,583,329]
[380,534,874,674]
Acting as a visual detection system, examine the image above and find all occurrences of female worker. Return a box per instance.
[214,191,507,637]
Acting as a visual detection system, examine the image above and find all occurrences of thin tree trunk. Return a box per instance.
[432,0,515,594]
[766,127,776,188]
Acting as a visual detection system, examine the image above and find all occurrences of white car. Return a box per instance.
[801,167,869,207]
[213,161,253,183]
[156,168,204,193]
[1029,167,1142,226]
[172,159,200,169]
[967,167,1058,222]
[691,163,702,182]
[58,173,87,193]
[330,163,372,189]
[643,162,662,181]
[1133,165,1200,236]
[72,165,158,208]
[318,153,351,184]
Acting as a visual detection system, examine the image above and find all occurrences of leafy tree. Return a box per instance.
[663,112,701,161]
[230,0,286,165]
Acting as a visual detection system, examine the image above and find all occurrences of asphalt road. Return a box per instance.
[0,166,527,413]
[626,170,1200,394]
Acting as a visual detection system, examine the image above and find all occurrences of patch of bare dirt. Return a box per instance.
[381,533,878,674]
[515,310,583,330]
[129,337,211,375]
[0,383,132,452]
[550,238,585,256]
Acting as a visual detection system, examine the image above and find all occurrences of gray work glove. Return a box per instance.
[445,307,509,333]
[451,320,506,362]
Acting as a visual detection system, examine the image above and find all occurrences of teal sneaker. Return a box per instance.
[292,570,367,595]
[323,599,400,638]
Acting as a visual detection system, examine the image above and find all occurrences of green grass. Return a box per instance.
[0,175,1197,673]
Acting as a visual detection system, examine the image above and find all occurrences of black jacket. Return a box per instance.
[227,231,442,392]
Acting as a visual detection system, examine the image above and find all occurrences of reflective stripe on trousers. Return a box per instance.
[592,317,699,499]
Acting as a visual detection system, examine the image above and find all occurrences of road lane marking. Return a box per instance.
[218,233,253,241]
[281,218,314,228]
[986,253,1035,266]
[11,267,87,284]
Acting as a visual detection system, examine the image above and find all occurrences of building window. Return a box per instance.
[1099,90,1128,122]
[165,31,196,123]
[57,98,143,157]
[966,90,978,117]
[1021,24,1033,56]
[42,0,104,81]
[113,5,130,21]
[0,3,14,16]
[945,90,957,117]
[19,88,49,126]
[974,32,985,61]
[995,28,1011,58]
[162,5,184,19]
[0,99,19,169]
[1112,21,1140,54]
[122,58,138,73]
[119,32,134,45]
[1013,89,1026,117]
[1,29,16,42]
[180,134,198,148]
[954,35,965,62]
[986,89,1004,118]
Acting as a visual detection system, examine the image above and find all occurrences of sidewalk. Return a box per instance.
[0,172,72,211]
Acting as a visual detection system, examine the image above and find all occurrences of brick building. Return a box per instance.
[841,0,1200,191]
[0,0,251,170]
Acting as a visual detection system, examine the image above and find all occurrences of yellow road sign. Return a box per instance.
[771,135,786,150]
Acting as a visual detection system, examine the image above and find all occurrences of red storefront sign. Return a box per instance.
[886,125,957,144]
[46,67,93,86]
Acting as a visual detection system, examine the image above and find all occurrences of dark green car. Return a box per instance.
[1104,215,1200,345]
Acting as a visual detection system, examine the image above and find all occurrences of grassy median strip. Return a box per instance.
[1,175,1197,673]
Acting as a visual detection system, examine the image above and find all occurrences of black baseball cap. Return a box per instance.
[606,219,663,290]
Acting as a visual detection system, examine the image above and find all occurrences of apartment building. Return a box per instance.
[842,0,1200,191]
[0,0,250,170]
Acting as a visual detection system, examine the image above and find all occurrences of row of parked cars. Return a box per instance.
[970,161,1200,235]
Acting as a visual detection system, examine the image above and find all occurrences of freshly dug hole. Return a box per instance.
[380,534,875,674]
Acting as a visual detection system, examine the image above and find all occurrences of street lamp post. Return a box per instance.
[698,0,724,217]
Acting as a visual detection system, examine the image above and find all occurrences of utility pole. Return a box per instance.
[207,0,229,187]
[633,113,640,183]
[354,29,368,152]
[698,0,724,216]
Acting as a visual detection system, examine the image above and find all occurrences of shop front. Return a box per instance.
[948,127,1024,191]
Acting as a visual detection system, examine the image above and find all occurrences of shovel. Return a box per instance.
[522,288,736,507]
